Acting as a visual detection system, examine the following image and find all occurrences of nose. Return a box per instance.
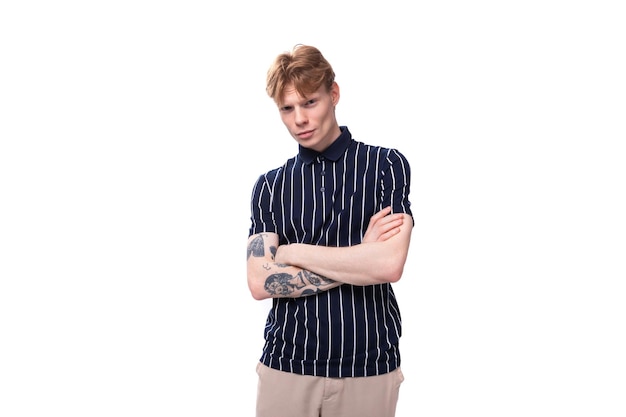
[294,107,308,125]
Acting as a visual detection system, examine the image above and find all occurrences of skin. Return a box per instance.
[247,82,413,300]
[277,82,341,153]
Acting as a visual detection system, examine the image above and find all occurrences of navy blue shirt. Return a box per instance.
[248,126,413,377]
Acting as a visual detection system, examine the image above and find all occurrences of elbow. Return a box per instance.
[379,253,407,283]
[371,229,411,284]
[249,287,268,301]
[386,264,404,283]
[248,276,269,301]
[368,262,403,284]
[250,289,266,301]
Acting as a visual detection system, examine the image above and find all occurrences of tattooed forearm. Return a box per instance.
[264,269,336,297]
[249,233,338,297]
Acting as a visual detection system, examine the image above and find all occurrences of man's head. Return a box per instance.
[266,45,341,152]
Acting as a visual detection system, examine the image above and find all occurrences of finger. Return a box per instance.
[378,214,404,227]
[368,207,393,226]
[378,226,401,241]
[372,206,392,220]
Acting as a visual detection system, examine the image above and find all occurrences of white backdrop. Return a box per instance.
[1,1,625,416]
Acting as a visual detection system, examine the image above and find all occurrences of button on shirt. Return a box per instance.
[249,126,413,378]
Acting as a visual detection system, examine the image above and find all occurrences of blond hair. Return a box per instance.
[266,44,336,104]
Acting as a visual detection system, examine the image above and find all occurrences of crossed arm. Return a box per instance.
[246,207,413,300]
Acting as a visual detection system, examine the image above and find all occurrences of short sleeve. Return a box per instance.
[381,149,413,220]
[248,170,279,237]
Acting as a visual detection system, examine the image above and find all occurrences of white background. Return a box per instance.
[1,1,625,416]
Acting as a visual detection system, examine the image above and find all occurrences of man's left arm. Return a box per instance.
[274,212,413,286]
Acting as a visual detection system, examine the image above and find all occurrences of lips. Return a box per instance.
[297,129,315,139]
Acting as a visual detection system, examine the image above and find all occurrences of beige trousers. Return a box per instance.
[255,362,404,417]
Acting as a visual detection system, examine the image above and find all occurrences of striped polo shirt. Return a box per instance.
[248,126,413,378]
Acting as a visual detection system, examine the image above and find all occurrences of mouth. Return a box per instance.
[296,129,315,139]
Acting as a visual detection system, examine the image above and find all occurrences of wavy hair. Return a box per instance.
[266,44,336,104]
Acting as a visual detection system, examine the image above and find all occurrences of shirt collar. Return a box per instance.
[298,126,352,164]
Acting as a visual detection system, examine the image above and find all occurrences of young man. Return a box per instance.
[246,44,414,417]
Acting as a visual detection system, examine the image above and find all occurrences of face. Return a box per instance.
[277,82,341,153]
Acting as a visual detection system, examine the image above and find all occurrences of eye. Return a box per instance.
[279,105,293,112]
[304,99,317,107]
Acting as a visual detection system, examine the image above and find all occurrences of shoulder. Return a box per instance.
[351,140,410,165]
[252,156,299,186]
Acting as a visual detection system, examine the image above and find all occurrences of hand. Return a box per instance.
[362,206,404,243]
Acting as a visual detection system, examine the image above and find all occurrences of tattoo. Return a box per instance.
[247,235,265,259]
[302,270,332,287]
[249,233,337,297]
[264,269,336,296]
[247,234,277,261]
[264,273,305,296]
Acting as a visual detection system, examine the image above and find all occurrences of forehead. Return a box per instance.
[279,84,326,106]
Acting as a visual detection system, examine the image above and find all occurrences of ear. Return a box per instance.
[330,82,340,106]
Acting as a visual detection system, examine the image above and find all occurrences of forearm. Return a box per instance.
[247,233,342,300]
[276,243,399,286]
[276,214,413,285]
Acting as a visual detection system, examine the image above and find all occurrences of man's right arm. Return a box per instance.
[246,232,341,300]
